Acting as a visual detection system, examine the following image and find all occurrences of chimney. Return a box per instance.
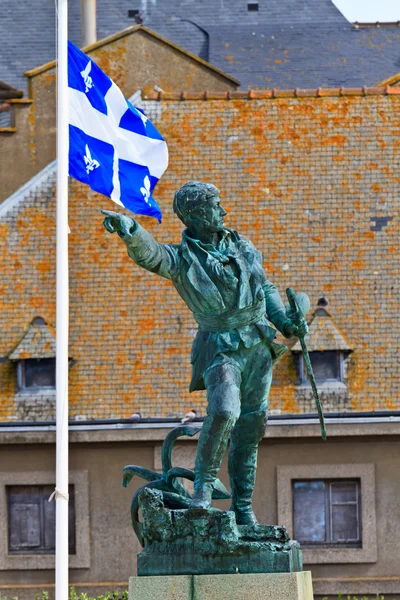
[81,0,97,47]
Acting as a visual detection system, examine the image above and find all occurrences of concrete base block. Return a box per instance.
[129,575,192,600]
[129,571,314,599]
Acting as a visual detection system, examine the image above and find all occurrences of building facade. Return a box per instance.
[0,417,399,600]
[0,31,399,600]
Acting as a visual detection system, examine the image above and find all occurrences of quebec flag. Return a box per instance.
[68,41,168,222]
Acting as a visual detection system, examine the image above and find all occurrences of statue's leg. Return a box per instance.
[228,342,272,525]
[190,356,241,510]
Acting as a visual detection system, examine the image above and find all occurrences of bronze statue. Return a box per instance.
[102,181,308,527]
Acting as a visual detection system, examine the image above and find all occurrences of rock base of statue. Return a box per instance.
[136,488,302,577]
[129,571,314,599]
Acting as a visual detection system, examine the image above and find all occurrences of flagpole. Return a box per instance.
[56,0,69,598]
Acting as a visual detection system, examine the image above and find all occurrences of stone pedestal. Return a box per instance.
[137,488,302,576]
[129,571,314,599]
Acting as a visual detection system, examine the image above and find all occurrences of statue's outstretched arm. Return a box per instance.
[101,209,177,280]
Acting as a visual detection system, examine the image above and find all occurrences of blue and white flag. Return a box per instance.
[68,41,168,222]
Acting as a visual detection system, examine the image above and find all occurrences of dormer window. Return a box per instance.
[18,358,56,391]
[8,317,58,394]
[291,298,351,388]
[298,350,343,385]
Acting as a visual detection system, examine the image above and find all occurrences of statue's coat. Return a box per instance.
[122,224,289,390]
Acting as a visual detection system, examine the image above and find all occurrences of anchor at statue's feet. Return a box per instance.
[123,425,302,577]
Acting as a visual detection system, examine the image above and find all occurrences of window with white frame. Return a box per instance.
[293,479,361,547]
[277,464,377,564]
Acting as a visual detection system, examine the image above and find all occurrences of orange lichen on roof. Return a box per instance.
[0,93,399,421]
[292,308,351,353]
[9,319,56,360]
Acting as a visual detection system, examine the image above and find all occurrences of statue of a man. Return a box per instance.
[102,181,307,526]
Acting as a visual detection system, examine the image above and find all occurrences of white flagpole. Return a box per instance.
[56,0,69,598]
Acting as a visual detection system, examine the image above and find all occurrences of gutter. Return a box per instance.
[0,411,400,433]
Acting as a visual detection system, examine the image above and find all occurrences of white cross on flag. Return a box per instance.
[68,41,168,222]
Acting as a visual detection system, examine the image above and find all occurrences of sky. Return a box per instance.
[333,0,400,22]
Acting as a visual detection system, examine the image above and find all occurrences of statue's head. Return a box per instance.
[173,181,227,232]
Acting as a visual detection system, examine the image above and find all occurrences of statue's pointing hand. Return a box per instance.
[101,209,135,238]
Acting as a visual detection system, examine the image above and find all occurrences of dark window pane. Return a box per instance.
[68,486,76,555]
[24,358,55,388]
[9,503,41,549]
[308,352,339,381]
[331,504,359,542]
[293,481,326,542]
[7,485,76,554]
[43,492,56,550]
[331,481,357,504]
[293,478,361,547]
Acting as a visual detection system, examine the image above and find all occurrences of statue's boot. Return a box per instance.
[190,412,236,509]
[189,482,214,509]
[228,411,267,526]
[229,444,259,525]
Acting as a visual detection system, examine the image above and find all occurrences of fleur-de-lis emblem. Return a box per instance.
[80,60,93,93]
[84,144,100,174]
[140,175,151,204]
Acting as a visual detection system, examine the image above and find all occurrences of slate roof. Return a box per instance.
[144,0,400,89]
[204,24,400,89]
[143,0,347,27]
[9,318,56,360]
[3,0,400,93]
[1,90,399,420]
[292,308,351,353]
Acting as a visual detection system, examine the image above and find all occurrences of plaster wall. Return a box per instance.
[0,434,398,598]
[0,102,36,202]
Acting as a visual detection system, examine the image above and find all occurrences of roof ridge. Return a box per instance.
[24,25,240,86]
[380,72,400,86]
[0,160,56,219]
[143,86,400,101]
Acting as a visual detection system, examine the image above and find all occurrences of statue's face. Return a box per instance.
[201,193,227,233]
